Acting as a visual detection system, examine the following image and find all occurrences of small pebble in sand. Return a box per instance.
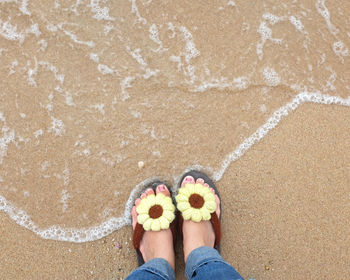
[115,242,121,249]
[138,161,144,169]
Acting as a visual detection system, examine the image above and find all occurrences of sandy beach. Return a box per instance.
[1,0,350,279]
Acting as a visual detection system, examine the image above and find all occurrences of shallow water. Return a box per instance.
[0,0,349,242]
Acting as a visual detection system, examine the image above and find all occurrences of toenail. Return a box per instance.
[159,185,166,191]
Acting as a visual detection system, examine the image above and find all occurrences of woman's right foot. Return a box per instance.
[132,184,175,269]
[178,175,221,262]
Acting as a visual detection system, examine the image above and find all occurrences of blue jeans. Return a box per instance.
[126,246,244,280]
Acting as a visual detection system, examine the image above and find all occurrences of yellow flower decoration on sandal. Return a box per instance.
[175,183,217,222]
[136,193,175,231]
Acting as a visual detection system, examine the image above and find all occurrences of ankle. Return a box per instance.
[140,230,175,270]
[183,220,215,262]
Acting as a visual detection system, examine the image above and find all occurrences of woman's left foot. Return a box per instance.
[176,175,221,262]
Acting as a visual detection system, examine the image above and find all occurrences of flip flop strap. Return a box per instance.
[210,212,221,247]
[133,223,145,249]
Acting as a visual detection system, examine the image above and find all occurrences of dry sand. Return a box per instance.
[1,0,350,279]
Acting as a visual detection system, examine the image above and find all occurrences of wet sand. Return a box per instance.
[1,104,350,279]
[1,0,350,279]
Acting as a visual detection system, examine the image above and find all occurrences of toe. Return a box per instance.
[145,188,154,196]
[204,183,210,188]
[215,194,221,218]
[181,175,195,187]
[132,206,138,229]
[141,188,154,199]
[156,184,170,197]
[196,178,205,185]
[135,198,141,206]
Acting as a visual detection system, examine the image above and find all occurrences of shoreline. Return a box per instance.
[1,104,349,279]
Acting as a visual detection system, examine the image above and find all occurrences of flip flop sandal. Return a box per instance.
[132,180,177,266]
[176,170,222,252]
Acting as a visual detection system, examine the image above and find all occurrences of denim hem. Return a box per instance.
[185,246,224,279]
[127,258,175,280]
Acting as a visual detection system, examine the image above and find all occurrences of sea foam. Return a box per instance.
[0,92,349,242]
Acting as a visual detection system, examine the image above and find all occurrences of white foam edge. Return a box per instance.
[0,177,157,242]
[212,91,350,181]
[0,91,349,242]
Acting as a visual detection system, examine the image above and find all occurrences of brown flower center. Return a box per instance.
[189,193,204,209]
[149,204,163,219]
